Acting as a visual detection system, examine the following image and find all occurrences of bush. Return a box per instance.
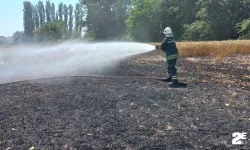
[36,20,67,41]
[121,33,134,41]
[182,21,212,41]
[236,18,250,39]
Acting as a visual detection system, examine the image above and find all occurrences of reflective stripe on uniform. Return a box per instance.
[172,76,178,80]
[167,54,178,61]
[167,40,175,44]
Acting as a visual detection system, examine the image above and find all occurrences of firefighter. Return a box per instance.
[155,27,187,88]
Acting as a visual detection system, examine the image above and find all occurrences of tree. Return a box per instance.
[74,3,81,32]
[38,1,45,26]
[81,0,130,40]
[58,2,64,21]
[19,0,250,42]
[68,4,74,37]
[124,0,249,41]
[0,36,7,45]
[225,0,250,38]
[78,5,86,38]
[197,0,232,40]
[183,0,250,40]
[125,0,162,41]
[36,20,67,41]
[182,21,212,41]
[114,0,131,39]
[74,3,83,37]
[64,4,68,29]
[56,11,59,20]
[125,0,195,41]
[23,1,34,39]
[13,31,24,43]
[51,2,56,20]
[236,18,250,39]
[179,0,196,25]
[33,5,40,28]
[45,0,51,22]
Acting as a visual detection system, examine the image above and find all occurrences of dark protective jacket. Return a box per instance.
[160,37,179,61]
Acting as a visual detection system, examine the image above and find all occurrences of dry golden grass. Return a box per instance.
[150,40,250,59]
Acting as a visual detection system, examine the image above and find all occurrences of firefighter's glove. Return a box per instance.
[155,45,160,50]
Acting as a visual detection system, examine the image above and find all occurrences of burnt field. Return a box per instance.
[0,51,249,150]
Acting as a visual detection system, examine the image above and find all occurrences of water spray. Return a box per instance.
[0,41,156,84]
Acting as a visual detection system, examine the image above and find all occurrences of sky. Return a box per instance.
[0,0,78,37]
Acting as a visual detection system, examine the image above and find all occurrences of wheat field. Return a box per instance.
[150,40,250,59]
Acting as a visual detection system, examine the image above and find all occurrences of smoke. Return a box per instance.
[0,41,155,84]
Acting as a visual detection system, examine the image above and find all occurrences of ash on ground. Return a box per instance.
[0,51,249,150]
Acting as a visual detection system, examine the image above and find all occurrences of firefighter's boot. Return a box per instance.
[169,80,187,88]
[169,79,179,88]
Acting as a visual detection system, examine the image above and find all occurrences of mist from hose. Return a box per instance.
[0,41,155,84]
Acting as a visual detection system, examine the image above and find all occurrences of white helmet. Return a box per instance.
[163,27,173,37]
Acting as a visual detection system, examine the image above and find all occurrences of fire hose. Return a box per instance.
[0,75,186,85]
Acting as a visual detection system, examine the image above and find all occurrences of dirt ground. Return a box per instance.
[0,51,249,150]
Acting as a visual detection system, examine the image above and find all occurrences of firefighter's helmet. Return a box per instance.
[163,27,173,37]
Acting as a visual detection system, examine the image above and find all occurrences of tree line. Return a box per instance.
[14,0,85,43]
[125,0,250,41]
[15,0,250,43]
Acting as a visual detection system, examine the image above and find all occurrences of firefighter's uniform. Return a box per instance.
[160,36,178,84]
[155,27,187,88]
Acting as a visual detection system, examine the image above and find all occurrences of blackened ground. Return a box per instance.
[0,51,249,150]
